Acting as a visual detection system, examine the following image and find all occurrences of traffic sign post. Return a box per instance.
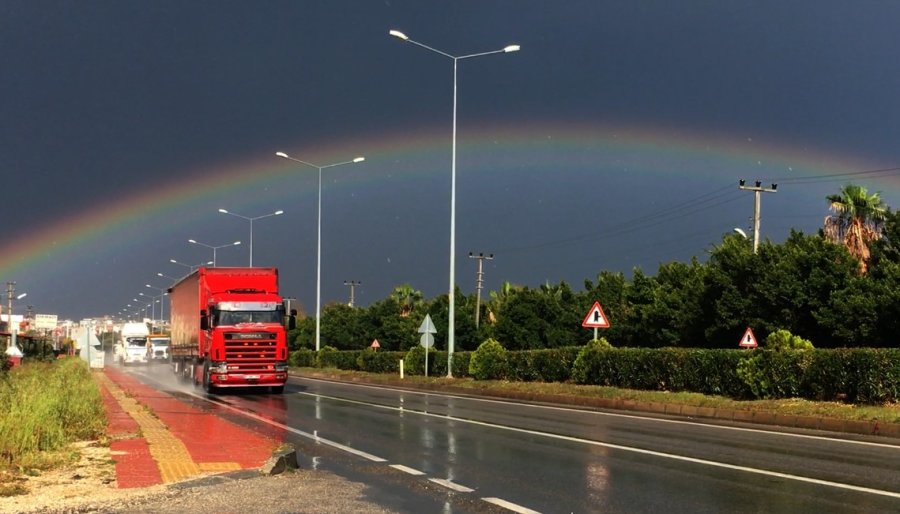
[581,301,610,340]
[739,327,758,349]
[418,314,437,377]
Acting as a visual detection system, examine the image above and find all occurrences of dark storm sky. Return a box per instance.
[1,1,899,321]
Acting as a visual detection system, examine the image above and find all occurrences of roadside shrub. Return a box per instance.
[356,350,403,374]
[847,349,900,404]
[736,349,814,399]
[430,351,471,378]
[681,349,748,396]
[507,347,580,382]
[572,338,614,385]
[766,329,814,351]
[316,346,360,370]
[469,339,508,380]
[403,346,437,376]
[800,349,852,401]
[289,348,315,368]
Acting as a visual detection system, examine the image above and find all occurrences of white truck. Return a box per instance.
[115,322,151,366]
[147,334,170,363]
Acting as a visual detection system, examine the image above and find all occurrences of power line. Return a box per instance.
[495,182,743,254]
[766,166,900,184]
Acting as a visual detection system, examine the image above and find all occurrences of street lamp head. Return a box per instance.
[274,210,284,216]
[218,208,228,214]
[16,293,26,300]
[233,241,242,246]
[389,29,408,40]
[188,239,198,244]
[353,157,365,163]
[504,44,521,53]
[275,152,289,158]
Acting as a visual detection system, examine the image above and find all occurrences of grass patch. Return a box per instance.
[295,367,900,424]
[0,358,106,474]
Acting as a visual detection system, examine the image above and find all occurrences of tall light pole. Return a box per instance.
[188,239,241,267]
[218,208,284,267]
[138,292,156,323]
[276,152,365,352]
[146,284,167,330]
[390,29,520,377]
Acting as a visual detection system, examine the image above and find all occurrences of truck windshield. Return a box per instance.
[216,311,282,326]
[126,337,147,347]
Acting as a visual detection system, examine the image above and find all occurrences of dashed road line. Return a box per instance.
[428,478,475,493]
[482,497,543,514]
[390,464,426,475]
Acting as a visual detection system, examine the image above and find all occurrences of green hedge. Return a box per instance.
[290,347,900,404]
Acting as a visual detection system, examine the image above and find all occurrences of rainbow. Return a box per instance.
[2,122,896,284]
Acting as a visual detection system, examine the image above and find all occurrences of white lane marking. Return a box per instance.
[390,464,426,476]
[296,391,900,500]
[482,497,543,514]
[429,478,475,493]
[297,376,899,450]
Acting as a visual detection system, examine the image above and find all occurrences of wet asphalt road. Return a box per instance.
[137,368,900,513]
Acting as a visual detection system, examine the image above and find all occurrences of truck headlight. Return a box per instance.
[214,362,229,374]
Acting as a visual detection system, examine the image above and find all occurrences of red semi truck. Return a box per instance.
[169,267,295,393]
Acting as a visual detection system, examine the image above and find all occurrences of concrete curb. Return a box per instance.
[295,370,900,439]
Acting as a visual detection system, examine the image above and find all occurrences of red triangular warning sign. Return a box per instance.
[581,301,610,328]
[739,327,758,348]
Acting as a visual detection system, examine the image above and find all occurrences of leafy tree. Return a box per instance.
[582,271,628,344]
[753,230,856,345]
[493,282,579,349]
[700,233,762,347]
[362,298,421,351]
[824,184,887,274]
[319,303,365,349]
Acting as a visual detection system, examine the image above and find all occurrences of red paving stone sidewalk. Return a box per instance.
[98,367,278,489]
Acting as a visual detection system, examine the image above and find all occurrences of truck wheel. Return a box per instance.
[202,361,216,394]
[270,385,284,394]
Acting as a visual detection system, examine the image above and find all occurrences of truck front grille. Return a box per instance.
[222,333,281,372]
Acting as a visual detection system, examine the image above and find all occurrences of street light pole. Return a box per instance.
[276,152,365,352]
[188,239,241,267]
[146,284,167,330]
[390,29,519,377]
[218,209,284,267]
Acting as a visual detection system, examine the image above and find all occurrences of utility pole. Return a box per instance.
[5,282,14,352]
[738,180,777,253]
[468,252,494,328]
[343,281,361,308]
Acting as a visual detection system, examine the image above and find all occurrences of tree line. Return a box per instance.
[289,184,899,351]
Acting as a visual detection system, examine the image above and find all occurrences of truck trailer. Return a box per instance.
[169,267,295,393]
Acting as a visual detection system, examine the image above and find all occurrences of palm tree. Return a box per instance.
[486,281,523,324]
[391,284,423,317]
[823,184,887,274]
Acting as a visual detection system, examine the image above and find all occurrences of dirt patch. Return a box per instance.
[0,441,163,514]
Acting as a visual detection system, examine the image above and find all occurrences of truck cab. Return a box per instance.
[115,322,151,366]
[147,335,170,362]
